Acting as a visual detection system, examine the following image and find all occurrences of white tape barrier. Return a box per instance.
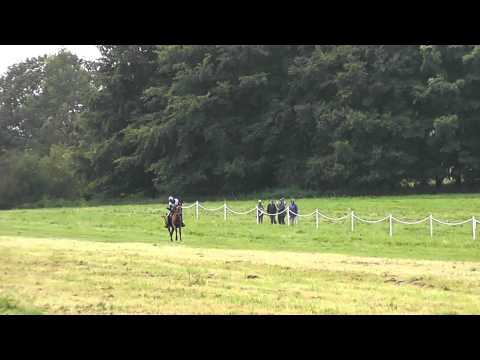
[198,204,225,212]
[181,203,196,209]
[181,202,476,226]
[177,202,479,240]
[391,216,430,225]
[227,207,257,215]
[318,213,349,222]
[294,211,318,218]
[186,204,345,221]
[431,217,472,226]
[258,208,289,216]
[258,208,317,218]
[354,214,390,224]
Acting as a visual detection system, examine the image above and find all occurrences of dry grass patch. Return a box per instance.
[1,236,480,314]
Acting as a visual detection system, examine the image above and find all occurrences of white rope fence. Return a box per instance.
[178,201,479,240]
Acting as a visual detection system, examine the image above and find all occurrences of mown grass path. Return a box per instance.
[1,236,480,314]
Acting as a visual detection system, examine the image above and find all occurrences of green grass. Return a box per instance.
[0,296,42,315]
[3,194,480,314]
[1,194,480,262]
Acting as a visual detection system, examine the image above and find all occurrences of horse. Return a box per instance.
[164,202,182,242]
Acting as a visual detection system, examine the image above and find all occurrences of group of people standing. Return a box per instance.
[257,198,298,224]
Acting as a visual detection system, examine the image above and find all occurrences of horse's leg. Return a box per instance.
[169,226,173,241]
[179,226,182,241]
[175,227,178,241]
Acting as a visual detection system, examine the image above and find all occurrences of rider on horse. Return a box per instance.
[166,195,185,228]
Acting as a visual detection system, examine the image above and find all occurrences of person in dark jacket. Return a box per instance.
[277,198,286,225]
[267,200,277,224]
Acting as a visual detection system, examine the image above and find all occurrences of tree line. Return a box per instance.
[1,45,480,208]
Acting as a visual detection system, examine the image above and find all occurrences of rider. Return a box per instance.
[166,195,185,227]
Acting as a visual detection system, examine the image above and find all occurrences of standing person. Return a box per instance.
[289,199,298,225]
[267,200,277,224]
[257,200,264,224]
[277,198,286,225]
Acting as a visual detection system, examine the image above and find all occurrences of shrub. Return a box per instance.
[0,146,85,209]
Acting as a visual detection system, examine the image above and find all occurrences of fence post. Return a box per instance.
[256,206,259,225]
[429,214,433,238]
[287,208,290,226]
[196,200,199,221]
[224,202,227,222]
[351,211,355,232]
[473,217,477,241]
[316,209,319,230]
[389,214,393,237]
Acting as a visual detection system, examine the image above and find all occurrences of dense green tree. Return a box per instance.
[3,45,480,208]
[0,50,94,153]
[0,49,94,207]
[76,45,159,196]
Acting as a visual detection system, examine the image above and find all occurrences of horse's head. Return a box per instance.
[173,204,182,215]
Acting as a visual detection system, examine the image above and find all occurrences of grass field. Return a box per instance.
[1,194,480,314]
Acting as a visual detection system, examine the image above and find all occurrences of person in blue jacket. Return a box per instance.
[289,199,298,224]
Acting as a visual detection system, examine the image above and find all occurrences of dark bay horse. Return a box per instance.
[164,203,182,242]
